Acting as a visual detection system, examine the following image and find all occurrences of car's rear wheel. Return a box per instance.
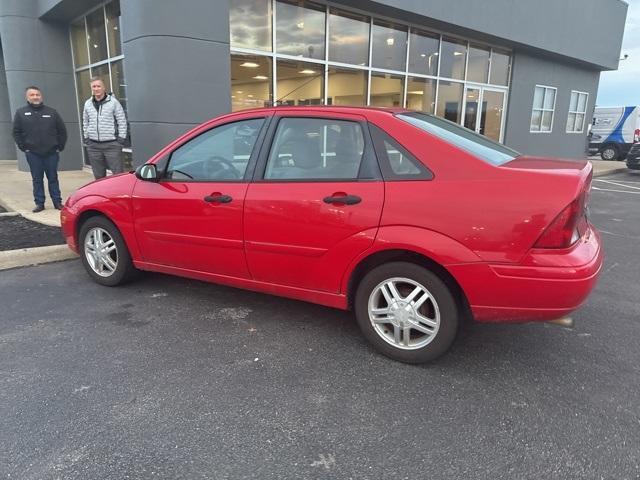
[354,262,459,364]
[79,216,137,286]
[601,144,620,161]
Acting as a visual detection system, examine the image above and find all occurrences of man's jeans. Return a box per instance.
[25,151,62,207]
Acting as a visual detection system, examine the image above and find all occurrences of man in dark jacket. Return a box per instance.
[12,86,67,212]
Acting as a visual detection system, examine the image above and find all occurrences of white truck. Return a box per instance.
[589,106,640,160]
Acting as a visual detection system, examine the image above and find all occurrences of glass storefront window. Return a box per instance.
[437,80,463,123]
[440,37,466,80]
[86,7,108,64]
[406,77,436,114]
[327,67,366,106]
[490,49,510,86]
[71,20,89,67]
[75,69,92,114]
[370,72,404,107]
[276,0,325,59]
[371,21,407,72]
[105,0,122,57]
[328,9,370,66]
[110,60,127,111]
[231,54,273,111]
[276,59,324,106]
[408,30,439,77]
[467,45,490,84]
[230,0,272,52]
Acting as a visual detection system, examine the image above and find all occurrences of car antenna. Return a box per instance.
[271,72,324,106]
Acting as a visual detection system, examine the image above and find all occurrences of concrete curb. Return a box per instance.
[0,244,78,271]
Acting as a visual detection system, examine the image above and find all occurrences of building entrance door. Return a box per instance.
[462,86,507,143]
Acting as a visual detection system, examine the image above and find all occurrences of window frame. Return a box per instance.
[566,90,589,134]
[161,116,270,183]
[530,85,557,134]
[253,114,382,183]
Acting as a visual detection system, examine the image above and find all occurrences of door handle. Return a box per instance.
[204,194,232,203]
[323,194,361,205]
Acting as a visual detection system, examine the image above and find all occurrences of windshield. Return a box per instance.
[397,112,520,166]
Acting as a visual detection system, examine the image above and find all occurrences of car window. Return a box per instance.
[397,112,519,166]
[264,117,365,180]
[369,124,432,180]
[165,118,264,181]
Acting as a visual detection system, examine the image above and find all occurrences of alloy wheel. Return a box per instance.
[84,227,118,277]
[367,277,441,350]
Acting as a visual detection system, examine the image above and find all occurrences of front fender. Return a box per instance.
[340,225,483,293]
[65,195,140,260]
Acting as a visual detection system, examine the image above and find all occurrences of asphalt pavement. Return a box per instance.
[0,170,639,479]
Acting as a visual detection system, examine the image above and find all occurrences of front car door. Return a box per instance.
[243,111,384,293]
[132,116,268,277]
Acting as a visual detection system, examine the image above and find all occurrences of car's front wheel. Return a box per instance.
[79,216,137,286]
[354,262,459,364]
[600,144,620,161]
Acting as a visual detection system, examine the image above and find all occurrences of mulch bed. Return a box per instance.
[0,216,65,250]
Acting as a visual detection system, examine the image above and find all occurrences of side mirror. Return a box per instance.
[135,164,159,182]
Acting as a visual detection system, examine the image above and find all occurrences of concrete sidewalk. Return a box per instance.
[0,160,95,227]
[0,157,630,228]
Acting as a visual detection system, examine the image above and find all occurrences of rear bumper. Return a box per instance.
[449,227,603,323]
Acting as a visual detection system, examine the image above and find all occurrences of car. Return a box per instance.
[626,142,640,170]
[60,106,603,364]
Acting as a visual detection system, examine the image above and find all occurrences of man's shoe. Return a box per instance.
[32,205,44,213]
[54,203,63,210]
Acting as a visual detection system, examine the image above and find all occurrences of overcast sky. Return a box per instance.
[596,0,640,106]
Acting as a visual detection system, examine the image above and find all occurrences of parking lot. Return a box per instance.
[0,171,639,480]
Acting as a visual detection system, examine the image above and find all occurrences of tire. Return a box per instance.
[354,262,459,364]
[600,144,619,161]
[78,216,137,286]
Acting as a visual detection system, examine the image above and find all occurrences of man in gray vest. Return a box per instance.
[82,76,128,179]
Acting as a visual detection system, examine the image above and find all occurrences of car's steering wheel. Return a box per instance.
[206,156,241,180]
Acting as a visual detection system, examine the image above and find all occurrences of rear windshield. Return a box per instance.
[397,112,520,166]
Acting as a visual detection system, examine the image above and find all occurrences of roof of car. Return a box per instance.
[231,105,411,116]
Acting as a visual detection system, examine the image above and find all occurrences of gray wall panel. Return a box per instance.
[0,0,37,17]
[504,51,599,159]
[342,0,626,70]
[121,0,229,43]
[123,36,231,124]
[121,0,231,167]
[128,122,199,167]
[0,45,16,159]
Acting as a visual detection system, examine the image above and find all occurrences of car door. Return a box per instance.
[132,116,268,277]
[243,111,384,293]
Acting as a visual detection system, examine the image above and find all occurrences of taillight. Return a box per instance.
[534,173,592,249]
[634,128,640,143]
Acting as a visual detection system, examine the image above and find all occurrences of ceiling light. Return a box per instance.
[453,51,463,56]
[248,94,254,98]
[408,90,424,95]
[386,38,394,46]
[299,69,316,74]
[297,21,304,29]
[236,90,243,94]
[420,54,426,58]
[253,75,268,80]
[240,62,260,68]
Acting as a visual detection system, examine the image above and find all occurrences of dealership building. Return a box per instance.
[0,0,628,171]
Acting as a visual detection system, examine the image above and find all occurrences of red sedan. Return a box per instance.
[61,107,602,363]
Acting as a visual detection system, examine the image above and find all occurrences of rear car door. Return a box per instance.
[132,116,268,277]
[243,111,384,293]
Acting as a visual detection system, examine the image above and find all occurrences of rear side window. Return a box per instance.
[166,118,264,181]
[397,112,519,165]
[265,117,365,180]
[369,124,433,180]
